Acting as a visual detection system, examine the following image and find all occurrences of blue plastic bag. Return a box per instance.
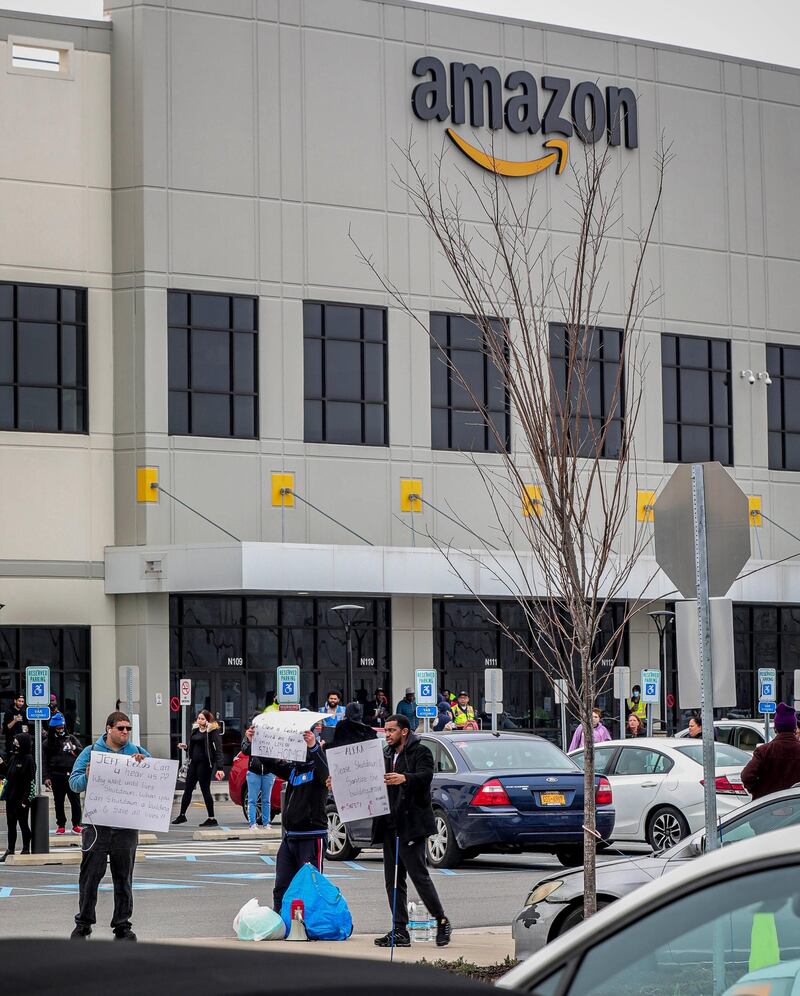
[280,863,353,940]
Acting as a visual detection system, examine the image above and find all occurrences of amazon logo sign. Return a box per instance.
[411,57,638,177]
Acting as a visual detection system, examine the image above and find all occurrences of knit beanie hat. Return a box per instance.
[774,702,797,733]
[48,713,65,728]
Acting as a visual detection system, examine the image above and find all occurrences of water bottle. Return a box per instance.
[424,910,436,941]
[407,901,432,942]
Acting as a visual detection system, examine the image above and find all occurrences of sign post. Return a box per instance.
[758,667,777,741]
[613,666,630,740]
[415,669,437,733]
[484,668,503,733]
[553,678,568,752]
[641,669,661,737]
[26,665,50,854]
[794,670,800,713]
[179,677,192,769]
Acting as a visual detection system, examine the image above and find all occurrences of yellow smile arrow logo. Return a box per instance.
[446,128,569,177]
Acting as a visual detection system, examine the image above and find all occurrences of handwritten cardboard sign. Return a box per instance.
[83,751,179,833]
[251,710,328,762]
[326,738,389,823]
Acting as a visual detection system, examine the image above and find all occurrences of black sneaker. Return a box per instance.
[171,815,187,825]
[436,916,452,947]
[374,928,411,948]
[20,847,30,855]
[0,852,10,863]
[199,817,217,827]
[70,926,91,940]
[114,929,137,941]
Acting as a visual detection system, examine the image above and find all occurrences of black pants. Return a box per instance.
[382,829,445,928]
[179,762,214,818]
[272,834,325,913]
[50,772,82,829]
[5,801,31,853]
[75,826,138,932]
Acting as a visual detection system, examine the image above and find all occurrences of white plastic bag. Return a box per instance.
[233,897,287,941]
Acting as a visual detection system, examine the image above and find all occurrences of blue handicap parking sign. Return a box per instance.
[645,682,657,697]
[31,682,45,697]
[282,681,295,696]
[420,683,433,697]
[761,681,773,697]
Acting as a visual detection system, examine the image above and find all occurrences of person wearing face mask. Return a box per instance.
[568,707,612,751]
[44,714,83,835]
[1,732,35,862]
[626,684,647,723]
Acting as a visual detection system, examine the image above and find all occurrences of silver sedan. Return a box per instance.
[512,786,800,961]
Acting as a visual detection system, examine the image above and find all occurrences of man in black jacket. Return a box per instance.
[372,714,451,948]
[258,728,330,913]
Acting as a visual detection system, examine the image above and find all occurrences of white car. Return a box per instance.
[569,738,750,851]
[675,718,773,752]
[498,826,800,994]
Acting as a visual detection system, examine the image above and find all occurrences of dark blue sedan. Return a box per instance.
[324,731,615,869]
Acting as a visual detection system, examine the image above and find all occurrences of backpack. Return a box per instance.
[280,863,353,940]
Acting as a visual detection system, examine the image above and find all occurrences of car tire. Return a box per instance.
[426,808,463,869]
[646,806,689,852]
[240,784,263,826]
[325,805,360,861]
[555,847,584,867]
[555,899,611,937]
[461,847,481,861]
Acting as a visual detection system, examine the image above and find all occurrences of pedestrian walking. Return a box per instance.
[0,732,35,862]
[742,702,800,800]
[568,708,612,751]
[260,728,329,913]
[240,721,277,830]
[172,709,224,827]
[372,714,451,948]
[68,711,149,940]
[2,692,27,756]
[44,714,82,835]
[395,688,417,729]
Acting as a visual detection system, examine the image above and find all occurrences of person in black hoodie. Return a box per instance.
[172,709,224,827]
[245,724,329,913]
[330,702,377,749]
[1,732,35,861]
[44,714,82,834]
[370,714,451,948]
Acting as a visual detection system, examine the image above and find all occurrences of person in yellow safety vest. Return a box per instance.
[626,684,647,722]
[263,694,279,714]
[452,691,476,728]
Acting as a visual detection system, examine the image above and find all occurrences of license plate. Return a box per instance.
[540,792,566,806]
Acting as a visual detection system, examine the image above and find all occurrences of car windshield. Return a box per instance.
[456,738,577,771]
[674,742,751,767]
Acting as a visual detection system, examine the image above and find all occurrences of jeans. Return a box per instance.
[382,829,445,928]
[179,762,214,818]
[75,825,138,932]
[246,770,275,825]
[50,772,82,828]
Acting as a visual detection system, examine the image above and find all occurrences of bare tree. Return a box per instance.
[355,135,668,916]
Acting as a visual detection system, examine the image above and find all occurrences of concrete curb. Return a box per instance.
[5,851,83,866]
[193,828,280,841]
[49,832,158,848]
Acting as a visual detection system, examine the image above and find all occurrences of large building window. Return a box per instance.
[662,334,731,464]
[430,313,509,452]
[168,291,258,438]
[0,282,87,433]
[432,599,627,742]
[0,627,91,744]
[549,324,623,458]
[767,344,800,470]
[169,595,391,763]
[303,302,388,446]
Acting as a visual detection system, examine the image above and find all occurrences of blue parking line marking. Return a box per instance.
[0,887,12,898]
[185,855,197,862]
[43,883,199,892]
[344,861,369,871]
[436,869,457,876]
[203,872,352,880]
[259,855,275,865]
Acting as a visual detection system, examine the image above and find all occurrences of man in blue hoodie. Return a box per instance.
[68,710,150,941]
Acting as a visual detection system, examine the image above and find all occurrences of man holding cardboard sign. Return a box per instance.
[68,710,151,942]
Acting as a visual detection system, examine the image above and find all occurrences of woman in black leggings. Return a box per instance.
[1,732,35,861]
[172,710,224,827]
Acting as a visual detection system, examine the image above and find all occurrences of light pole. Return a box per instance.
[649,610,675,735]
[330,604,365,704]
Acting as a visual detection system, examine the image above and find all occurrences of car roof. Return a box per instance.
[571,737,710,751]
[497,826,800,990]
[425,731,551,743]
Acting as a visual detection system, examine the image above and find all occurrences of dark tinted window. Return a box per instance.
[662,335,732,464]
[766,344,800,470]
[457,737,576,771]
[167,291,258,439]
[430,313,509,452]
[0,283,87,432]
[303,302,387,445]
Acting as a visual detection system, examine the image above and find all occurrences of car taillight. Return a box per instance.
[700,775,748,796]
[595,776,613,806]
[470,778,511,807]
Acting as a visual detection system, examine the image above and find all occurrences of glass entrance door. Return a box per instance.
[172,672,244,770]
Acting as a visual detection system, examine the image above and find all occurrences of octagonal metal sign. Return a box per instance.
[654,462,751,598]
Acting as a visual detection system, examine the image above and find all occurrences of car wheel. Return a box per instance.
[555,899,611,937]
[647,806,689,851]
[325,805,360,861]
[240,784,264,826]
[555,847,584,867]
[426,808,463,869]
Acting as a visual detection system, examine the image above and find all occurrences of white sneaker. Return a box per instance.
[249,824,258,832]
